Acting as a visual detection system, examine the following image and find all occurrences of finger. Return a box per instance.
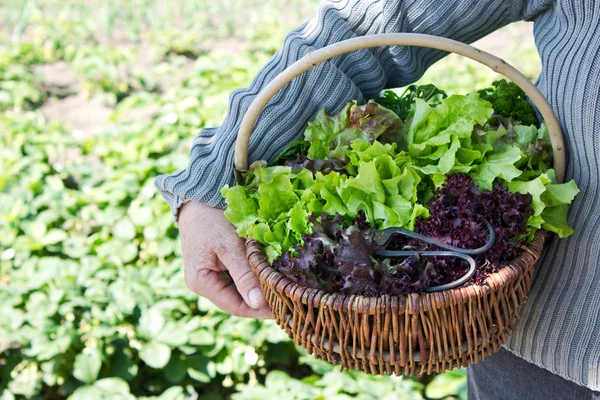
[256,306,274,319]
[212,268,273,319]
[215,238,267,310]
[186,268,272,319]
[212,284,273,319]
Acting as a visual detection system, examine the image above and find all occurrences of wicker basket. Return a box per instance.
[233,34,566,376]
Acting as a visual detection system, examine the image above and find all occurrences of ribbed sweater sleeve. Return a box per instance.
[154,0,525,218]
[504,0,600,391]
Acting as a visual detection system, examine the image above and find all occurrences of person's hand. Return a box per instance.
[178,201,273,319]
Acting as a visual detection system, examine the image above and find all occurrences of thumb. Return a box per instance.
[216,238,267,310]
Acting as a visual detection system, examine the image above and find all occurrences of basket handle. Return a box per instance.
[234,33,565,183]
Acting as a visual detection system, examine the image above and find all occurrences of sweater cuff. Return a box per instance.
[154,175,228,222]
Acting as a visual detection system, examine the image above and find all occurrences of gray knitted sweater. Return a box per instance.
[156,0,600,389]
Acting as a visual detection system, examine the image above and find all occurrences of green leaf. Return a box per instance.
[157,387,186,400]
[305,102,353,159]
[221,185,260,237]
[436,134,461,174]
[509,173,578,237]
[541,180,579,207]
[187,367,211,383]
[164,356,188,384]
[107,346,138,382]
[255,166,299,221]
[63,237,89,258]
[21,220,47,243]
[94,378,133,397]
[109,281,136,314]
[40,360,59,386]
[129,206,153,226]
[406,93,492,148]
[70,378,134,400]
[406,98,444,147]
[8,362,40,397]
[137,307,165,339]
[371,84,447,120]
[69,386,105,400]
[119,243,138,263]
[539,179,579,237]
[541,205,574,238]
[472,147,524,190]
[73,348,102,384]
[186,354,214,383]
[425,369,467,400]
[156,321,188,346]
[113,218,136,240]
[42,229,68,246]
[188,329,215,346]
[509,174,550,215]
[345,160,385,203]
[139,341,171,369]
[0,389,16,400]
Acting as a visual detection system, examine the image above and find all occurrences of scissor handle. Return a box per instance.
[374,219,496,256]
[379,250,477,292]
[374,217,495,292]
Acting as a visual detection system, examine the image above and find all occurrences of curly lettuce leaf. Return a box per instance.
[508,172,579,238]
[473,118,552,177]
[406,93,493,147]
[220,185,259,237]
[471,147,524,191]
[222,164,313,261]
[403,93,494,176]
[539,179,579,237]
[305,101,402,161]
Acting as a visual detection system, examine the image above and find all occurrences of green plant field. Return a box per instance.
[0,1,541,399]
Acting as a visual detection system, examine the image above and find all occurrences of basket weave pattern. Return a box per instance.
[246,231,545,376]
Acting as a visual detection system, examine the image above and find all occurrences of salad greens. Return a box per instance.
[371,83,448,120]
[478,79,539,126]
[272,174,535,296]
[222,80,579,276]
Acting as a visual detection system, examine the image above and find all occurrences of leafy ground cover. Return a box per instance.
[0,1,541,399]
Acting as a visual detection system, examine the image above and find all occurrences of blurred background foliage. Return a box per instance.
[0,1,541,399]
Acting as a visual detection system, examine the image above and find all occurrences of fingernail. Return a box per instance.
[248,287,265,308]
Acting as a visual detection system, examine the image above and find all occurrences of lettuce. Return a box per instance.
[223,84,579,263]
[508,172,579,238]
[223,147,428,259]
[222,165,313,261]
[305,100,403,161]
[405,94,494,178]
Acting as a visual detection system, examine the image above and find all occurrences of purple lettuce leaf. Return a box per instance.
[282,153,347,176]
[390,173,533,285]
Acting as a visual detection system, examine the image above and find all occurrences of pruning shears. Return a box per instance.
[373,219,496,292]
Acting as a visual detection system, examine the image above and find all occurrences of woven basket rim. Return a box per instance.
[247,230,546,311]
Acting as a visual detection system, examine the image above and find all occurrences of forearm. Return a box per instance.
[155,0,526,218]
